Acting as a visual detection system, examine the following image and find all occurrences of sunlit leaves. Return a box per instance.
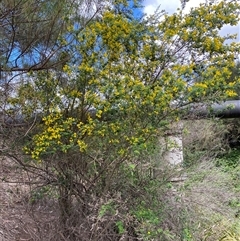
[20,0,240,162]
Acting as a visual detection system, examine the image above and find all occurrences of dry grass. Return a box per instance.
[0,118,239,241]
[0,157,59,241]
[181,118,240,241]
[183,119,229,165]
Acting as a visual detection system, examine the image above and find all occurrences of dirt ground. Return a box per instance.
[0,157,55,241]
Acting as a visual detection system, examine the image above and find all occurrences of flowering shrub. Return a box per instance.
[11,0,240,239]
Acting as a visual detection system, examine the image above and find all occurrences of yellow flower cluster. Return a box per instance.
[194,83,208,89]
[23,0,240,165]
[226,90,237,97]
[24,113,91,160]
[62,65,71,75]
[77,140,87,152]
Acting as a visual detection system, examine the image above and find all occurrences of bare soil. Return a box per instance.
[0,157,56,241]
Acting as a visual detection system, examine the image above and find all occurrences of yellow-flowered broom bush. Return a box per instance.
[11,0,240,240]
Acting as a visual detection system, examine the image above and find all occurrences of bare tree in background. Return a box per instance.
[180,0,189,9]
[0,0,105,76]
[0,0,106,127]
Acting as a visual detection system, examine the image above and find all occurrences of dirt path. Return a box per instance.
[0,157,39,241]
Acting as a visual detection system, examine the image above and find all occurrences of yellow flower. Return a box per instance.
[228,82,236,87]
[194,83,208,88]
[77,140,88,152]
[226,90,237,97]
[96,110,103,118]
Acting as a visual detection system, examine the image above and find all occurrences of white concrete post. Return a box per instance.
[163,121,183,166]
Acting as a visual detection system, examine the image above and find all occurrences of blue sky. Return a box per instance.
[142,0,239,42]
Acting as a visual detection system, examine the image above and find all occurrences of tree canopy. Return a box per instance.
[0,0,117,73]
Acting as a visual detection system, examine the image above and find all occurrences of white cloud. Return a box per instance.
[143,0,180,15]
[142,0,205,15]
[182,0,205,13]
